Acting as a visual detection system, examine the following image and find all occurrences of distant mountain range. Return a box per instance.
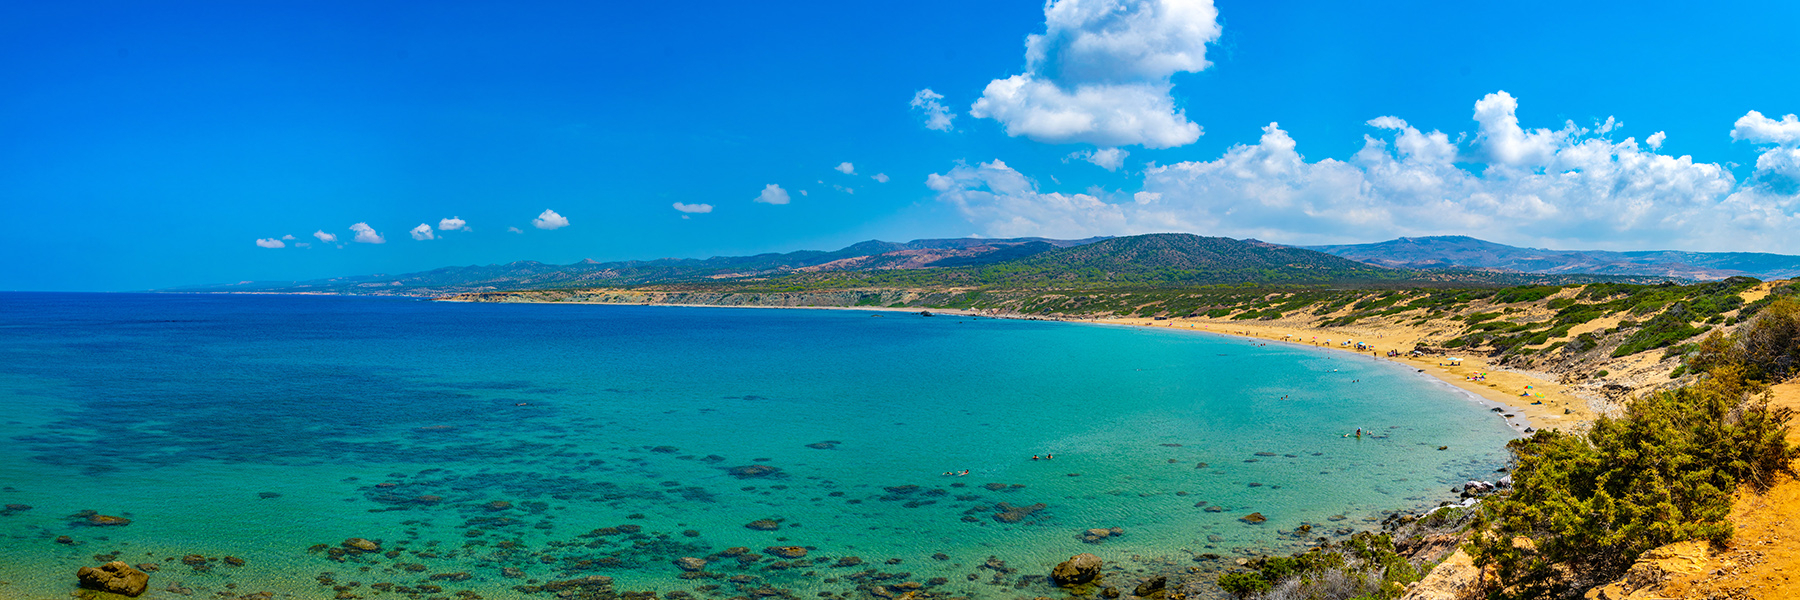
[1306,236,1800,280]
[175,233,1723,297]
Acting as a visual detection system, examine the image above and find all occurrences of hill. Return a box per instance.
[1307,235,1800,280]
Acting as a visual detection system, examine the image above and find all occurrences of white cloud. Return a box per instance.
[295,242,311,248]
[313,230,338,243]
[1646,131,1666,150]
[910,89,955,131]
[438,216,467,231]
[410,223,435,241]
[969,0,1220,149]
[872,173,890,183]
[281,234,295,240]
[507,226,524,234]
[835,162,856,175]
[350,223,384,244]
[1071,147,1130,171]
[255,238,285,249]
[532,209,569,230]
[928,159,1126,238]
[1732,111,1800,146]
[930,91,1800,252]
[673,202,713,213]
[835,184,855,195]
[755,184,791,205]
[800,190,809,196]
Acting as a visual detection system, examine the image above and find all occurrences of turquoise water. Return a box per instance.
[0,293,1512,599]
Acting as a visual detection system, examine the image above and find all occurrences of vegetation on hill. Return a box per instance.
[1465,300,1800,596]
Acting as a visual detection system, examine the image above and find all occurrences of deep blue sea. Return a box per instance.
[0,293,1513,598]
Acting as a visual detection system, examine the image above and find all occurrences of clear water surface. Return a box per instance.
[0,293,1513,598]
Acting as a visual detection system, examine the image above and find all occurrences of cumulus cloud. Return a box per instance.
[673,202,713,213]
[1071,147,1130,171]
[1732,111,1800,146]
[930,91,1800,252]
[910,89,955,131]
[507,226,524,234]
[969,0,1220,149]
[349,223,384,244]
[313,230,338,243]
[835,162,856,175]
[532,209,569,230]
[281,234,295,240]
[1646,131,1666,150]
[834,184,855,195]
[410,223,435,241]
[438,216,467,231]
[927,159,1126,238]
[872,173,890,183]
[755,184,791,205]
[255,238,285,249]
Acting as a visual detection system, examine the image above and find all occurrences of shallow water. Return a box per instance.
[0,293,1513,599]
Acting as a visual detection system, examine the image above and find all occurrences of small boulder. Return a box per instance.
[744,519,782,531]
[1134,575,1168,599]
[1050,553,1102,586]
[675,557,708,572]
[1241,513,1267,524]
[76,561,149,597]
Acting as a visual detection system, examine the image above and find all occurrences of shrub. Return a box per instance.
[1467,364,1797,596]
[1216,572,1270,597]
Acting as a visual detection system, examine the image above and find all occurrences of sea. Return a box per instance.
[0,293,1515,599]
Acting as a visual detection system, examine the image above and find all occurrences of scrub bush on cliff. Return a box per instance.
[1467,362,1797,597]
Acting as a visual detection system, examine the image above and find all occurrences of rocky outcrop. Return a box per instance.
[77,561,149,597]
[1398,550,1480,600]
[675,557,708,572]
[1051,553,1102,586]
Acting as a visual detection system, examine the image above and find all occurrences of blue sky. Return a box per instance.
[3,0,1798,291]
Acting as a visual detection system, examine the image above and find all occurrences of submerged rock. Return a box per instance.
[342,538,381,552]
[744,519,782,531]
[1081,527,1124,544]
[676,556,708,572]
[77,561,149,597]
[86,514,131,527]
[1050,553,1102,586]
[727,465,783,478]
[1134,575,1168,599]
[764,546,808,559]
[1241,513,1267,524]
[992,502,1046,523]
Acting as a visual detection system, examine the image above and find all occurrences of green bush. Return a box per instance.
[1215,572,1270,597]
[1468,364,1797,596]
